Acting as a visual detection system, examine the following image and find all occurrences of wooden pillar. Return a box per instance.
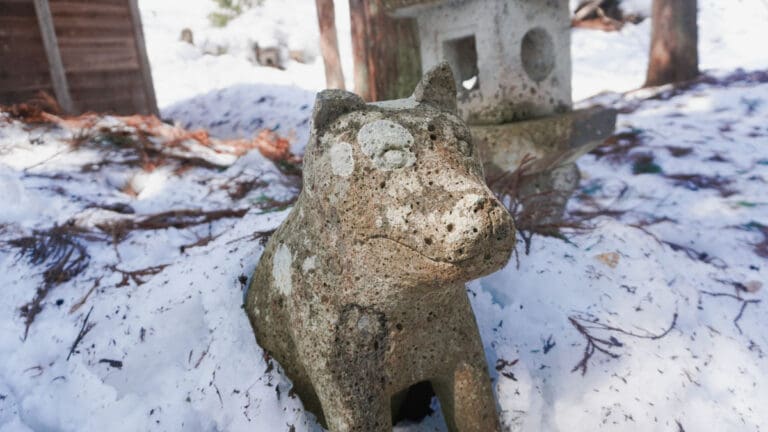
[128,0,160,115]
[33,0,74,113]
[316,0,346,89]
[644,0,699,87]
[349,0,421,102]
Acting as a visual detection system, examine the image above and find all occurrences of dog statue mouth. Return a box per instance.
[364,235,481,265]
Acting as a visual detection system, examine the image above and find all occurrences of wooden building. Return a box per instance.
[0,0,158,115]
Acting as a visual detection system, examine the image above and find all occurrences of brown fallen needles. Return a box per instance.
[1,93,301,171]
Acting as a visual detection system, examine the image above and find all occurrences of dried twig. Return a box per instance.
[225,229,277,246]
[99,359,123,369]
[67,306,96,360]
[224,177,268,200]
[69,277,101,314]
[700,290,761,334]
[490,154,590,257]
[629,224,727,269]
[3,225,97,339]
[570,311,678,375]
[111,264,169,287]
[495,358,519,381]
[663,241,727,269]
[97,208,250,242]
[180,233,221,253]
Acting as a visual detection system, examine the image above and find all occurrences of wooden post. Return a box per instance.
[33,0,74,113]
[349,0,421,102]
[349,0,370,99]
[316,0,346,89]
[644,0,699,87]
[128,0,160,115]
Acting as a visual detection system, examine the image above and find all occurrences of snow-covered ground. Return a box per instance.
[1,0,767,431]
[572,0,768,100]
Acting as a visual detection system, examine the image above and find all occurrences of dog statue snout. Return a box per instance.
[441,192,515,268]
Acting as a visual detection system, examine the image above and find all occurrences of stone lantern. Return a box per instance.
[387,0,572,123]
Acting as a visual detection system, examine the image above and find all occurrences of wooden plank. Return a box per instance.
[0,87,56,105]
[66,69,142,89]
[0,39,49,53]
[59,38,139,73]
[0,72,52,91]
[0,30,42,42]
[0,2,51,91]
[47,16,133,31]
[48,1,127,16]
[64,57,139,73]
[69,91,144,114]
[50,25,135,39]
[71,86,138,103]
[32,0,73,112]
[0,16,40,30]
[67,70,142,88]
[50,0,128,6]
[57,36,138,58]
[0,1,37,17]
[127,0,158,115]
[68,78,141,100]
[0,55,51,73]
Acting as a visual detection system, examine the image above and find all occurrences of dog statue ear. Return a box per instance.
[413,62,458,113]
[311,89,366,133]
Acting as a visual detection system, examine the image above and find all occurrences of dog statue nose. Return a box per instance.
[442,193,514,262]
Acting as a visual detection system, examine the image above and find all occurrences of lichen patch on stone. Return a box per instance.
[272,243,293,296]
[357,120,416,170]
[329,141,355,177]
[302,255,317,273]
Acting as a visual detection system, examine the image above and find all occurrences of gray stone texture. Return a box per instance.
[246,63,514,431]
[473,106,617,179]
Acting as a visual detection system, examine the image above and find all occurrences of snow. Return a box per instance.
[572,0,768,100]
[1,0,768,431]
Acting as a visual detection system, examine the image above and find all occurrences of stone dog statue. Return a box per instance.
[245,63,515,432]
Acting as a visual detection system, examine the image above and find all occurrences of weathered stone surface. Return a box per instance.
[473,105,617,179]
[246,63,514,432]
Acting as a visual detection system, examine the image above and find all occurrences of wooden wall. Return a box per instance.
[0,0,54,104]
[0,0,158,115]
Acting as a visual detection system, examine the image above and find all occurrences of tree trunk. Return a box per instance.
[316,0,346,89]
[644,0,699,87]
[349,0,421,101]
